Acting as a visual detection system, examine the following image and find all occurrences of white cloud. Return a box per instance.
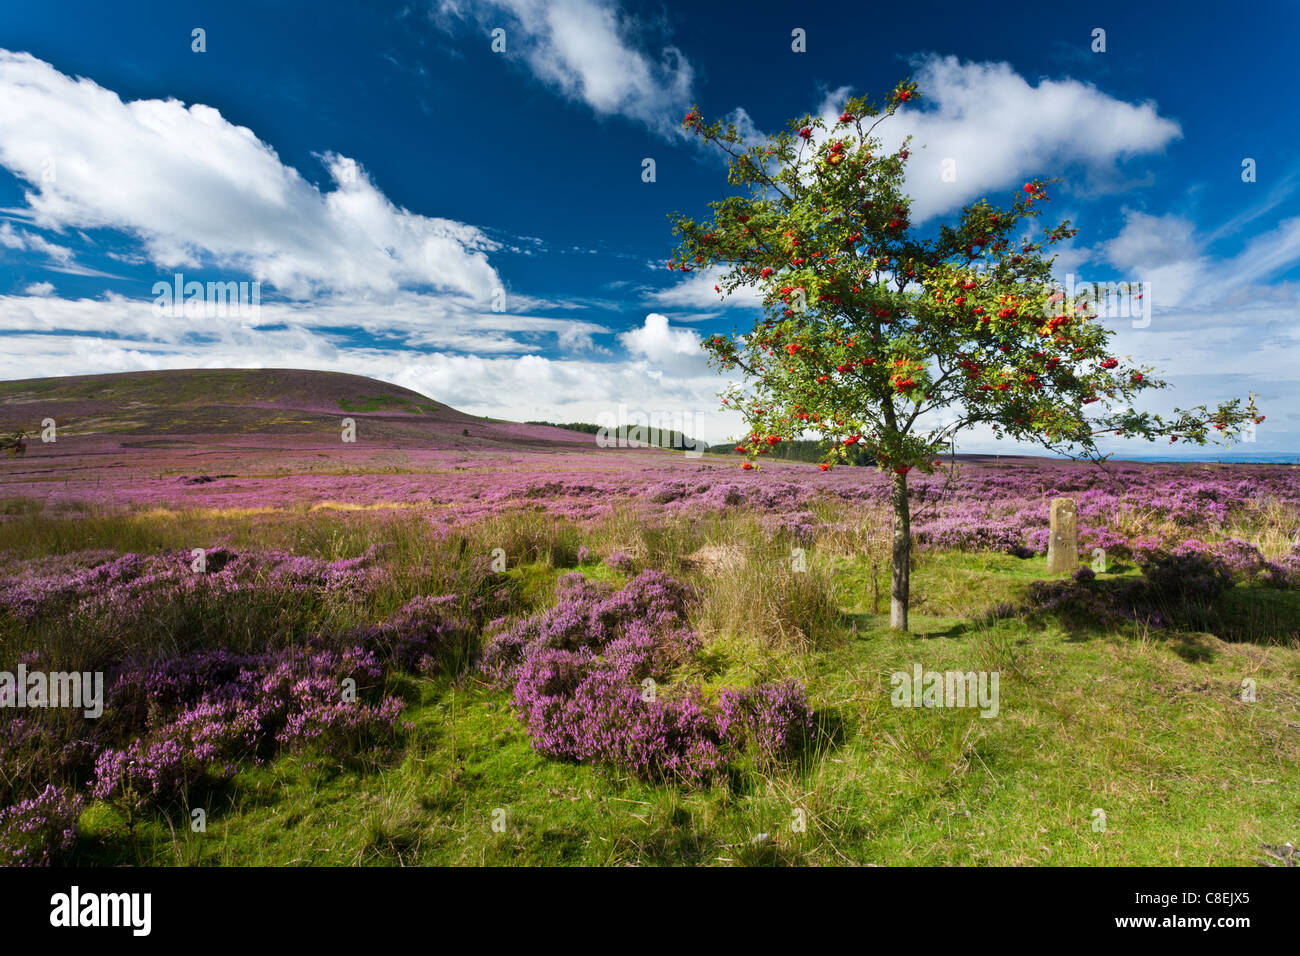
[644,266,763,310]
[22,281,53,296]
[816,55,1181,221]
[0,296,743,443]
[1091,211,1206,310]
[617,312,702,361]
[0,51,502,300]
[1101,211,1201,269]
[0,290,610,356]
[0,219,73,263]
[431,0,693,135]
[1098,209,1300,311]
[1218,216,1300,294]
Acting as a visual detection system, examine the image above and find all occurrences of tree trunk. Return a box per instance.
[890,470,911,631]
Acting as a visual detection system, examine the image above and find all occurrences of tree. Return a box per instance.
[668,81,1262,631]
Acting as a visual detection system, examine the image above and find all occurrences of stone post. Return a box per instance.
[1046,497,1078,574]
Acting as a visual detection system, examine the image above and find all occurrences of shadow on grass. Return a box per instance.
[979,574,1300,652]
[72,746,400,867]
[632,805,810,866]
[842,610,980,641]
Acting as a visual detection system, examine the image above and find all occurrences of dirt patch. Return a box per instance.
[683,543,745,576]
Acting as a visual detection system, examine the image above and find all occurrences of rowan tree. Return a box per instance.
[668,80,1262,631]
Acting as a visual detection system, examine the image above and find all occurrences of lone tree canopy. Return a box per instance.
[668,80,1262,631]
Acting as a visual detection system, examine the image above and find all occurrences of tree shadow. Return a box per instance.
[975,573,1300,652]
[841,610,978,641]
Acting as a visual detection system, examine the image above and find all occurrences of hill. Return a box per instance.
[0,368,596,449]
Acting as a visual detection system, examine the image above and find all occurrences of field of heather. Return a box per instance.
[2,423,1299,866]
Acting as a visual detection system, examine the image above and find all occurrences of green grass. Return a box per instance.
[337,394,424,414]
[4,504,1298,866]
[72,603,1300,865]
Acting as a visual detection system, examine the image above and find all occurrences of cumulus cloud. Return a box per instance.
[22,281,54,296]
[431,0,693,135]
[0,51,501,300]
[650,55,1184,310]
[617,312,703,361]
[815,55,1181,221]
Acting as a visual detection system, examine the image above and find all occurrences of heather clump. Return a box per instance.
[353,593,480,676]
[98,647,255,740]
[1260,548,1300,588]
[510,654,728,785]
[482,571,698,684]
[1132,541,1235,601]
[92,642,402,813]
[1214,538,1269,580]
[718,680,817,765]
[0,698,99,801]
[605,550,636,573]
[997,538,1244,633]
[91,698,264,812]
[0,784,82,867]
[483,571,815,787]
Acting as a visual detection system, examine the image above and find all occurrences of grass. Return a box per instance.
[337,395,425,414]
[70,607,1300,865]
[3,502,1299,866]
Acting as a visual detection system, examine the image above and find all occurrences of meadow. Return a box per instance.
[2,429,1298,867]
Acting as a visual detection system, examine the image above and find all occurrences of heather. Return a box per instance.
[4,447,1296,571]
[0,544,507,863]
[0,785,81,866]
[482,571,816,785]
[0,546,385,626]
[0,453,1297,865]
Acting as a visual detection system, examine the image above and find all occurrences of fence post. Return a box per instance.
[1046,497,1078,574]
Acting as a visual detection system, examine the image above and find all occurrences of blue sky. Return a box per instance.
[0,0,1296,454]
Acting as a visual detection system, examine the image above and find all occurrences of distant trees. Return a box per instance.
[705,438,873,465]
[527,421,705,452]
[526,420,603,435]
